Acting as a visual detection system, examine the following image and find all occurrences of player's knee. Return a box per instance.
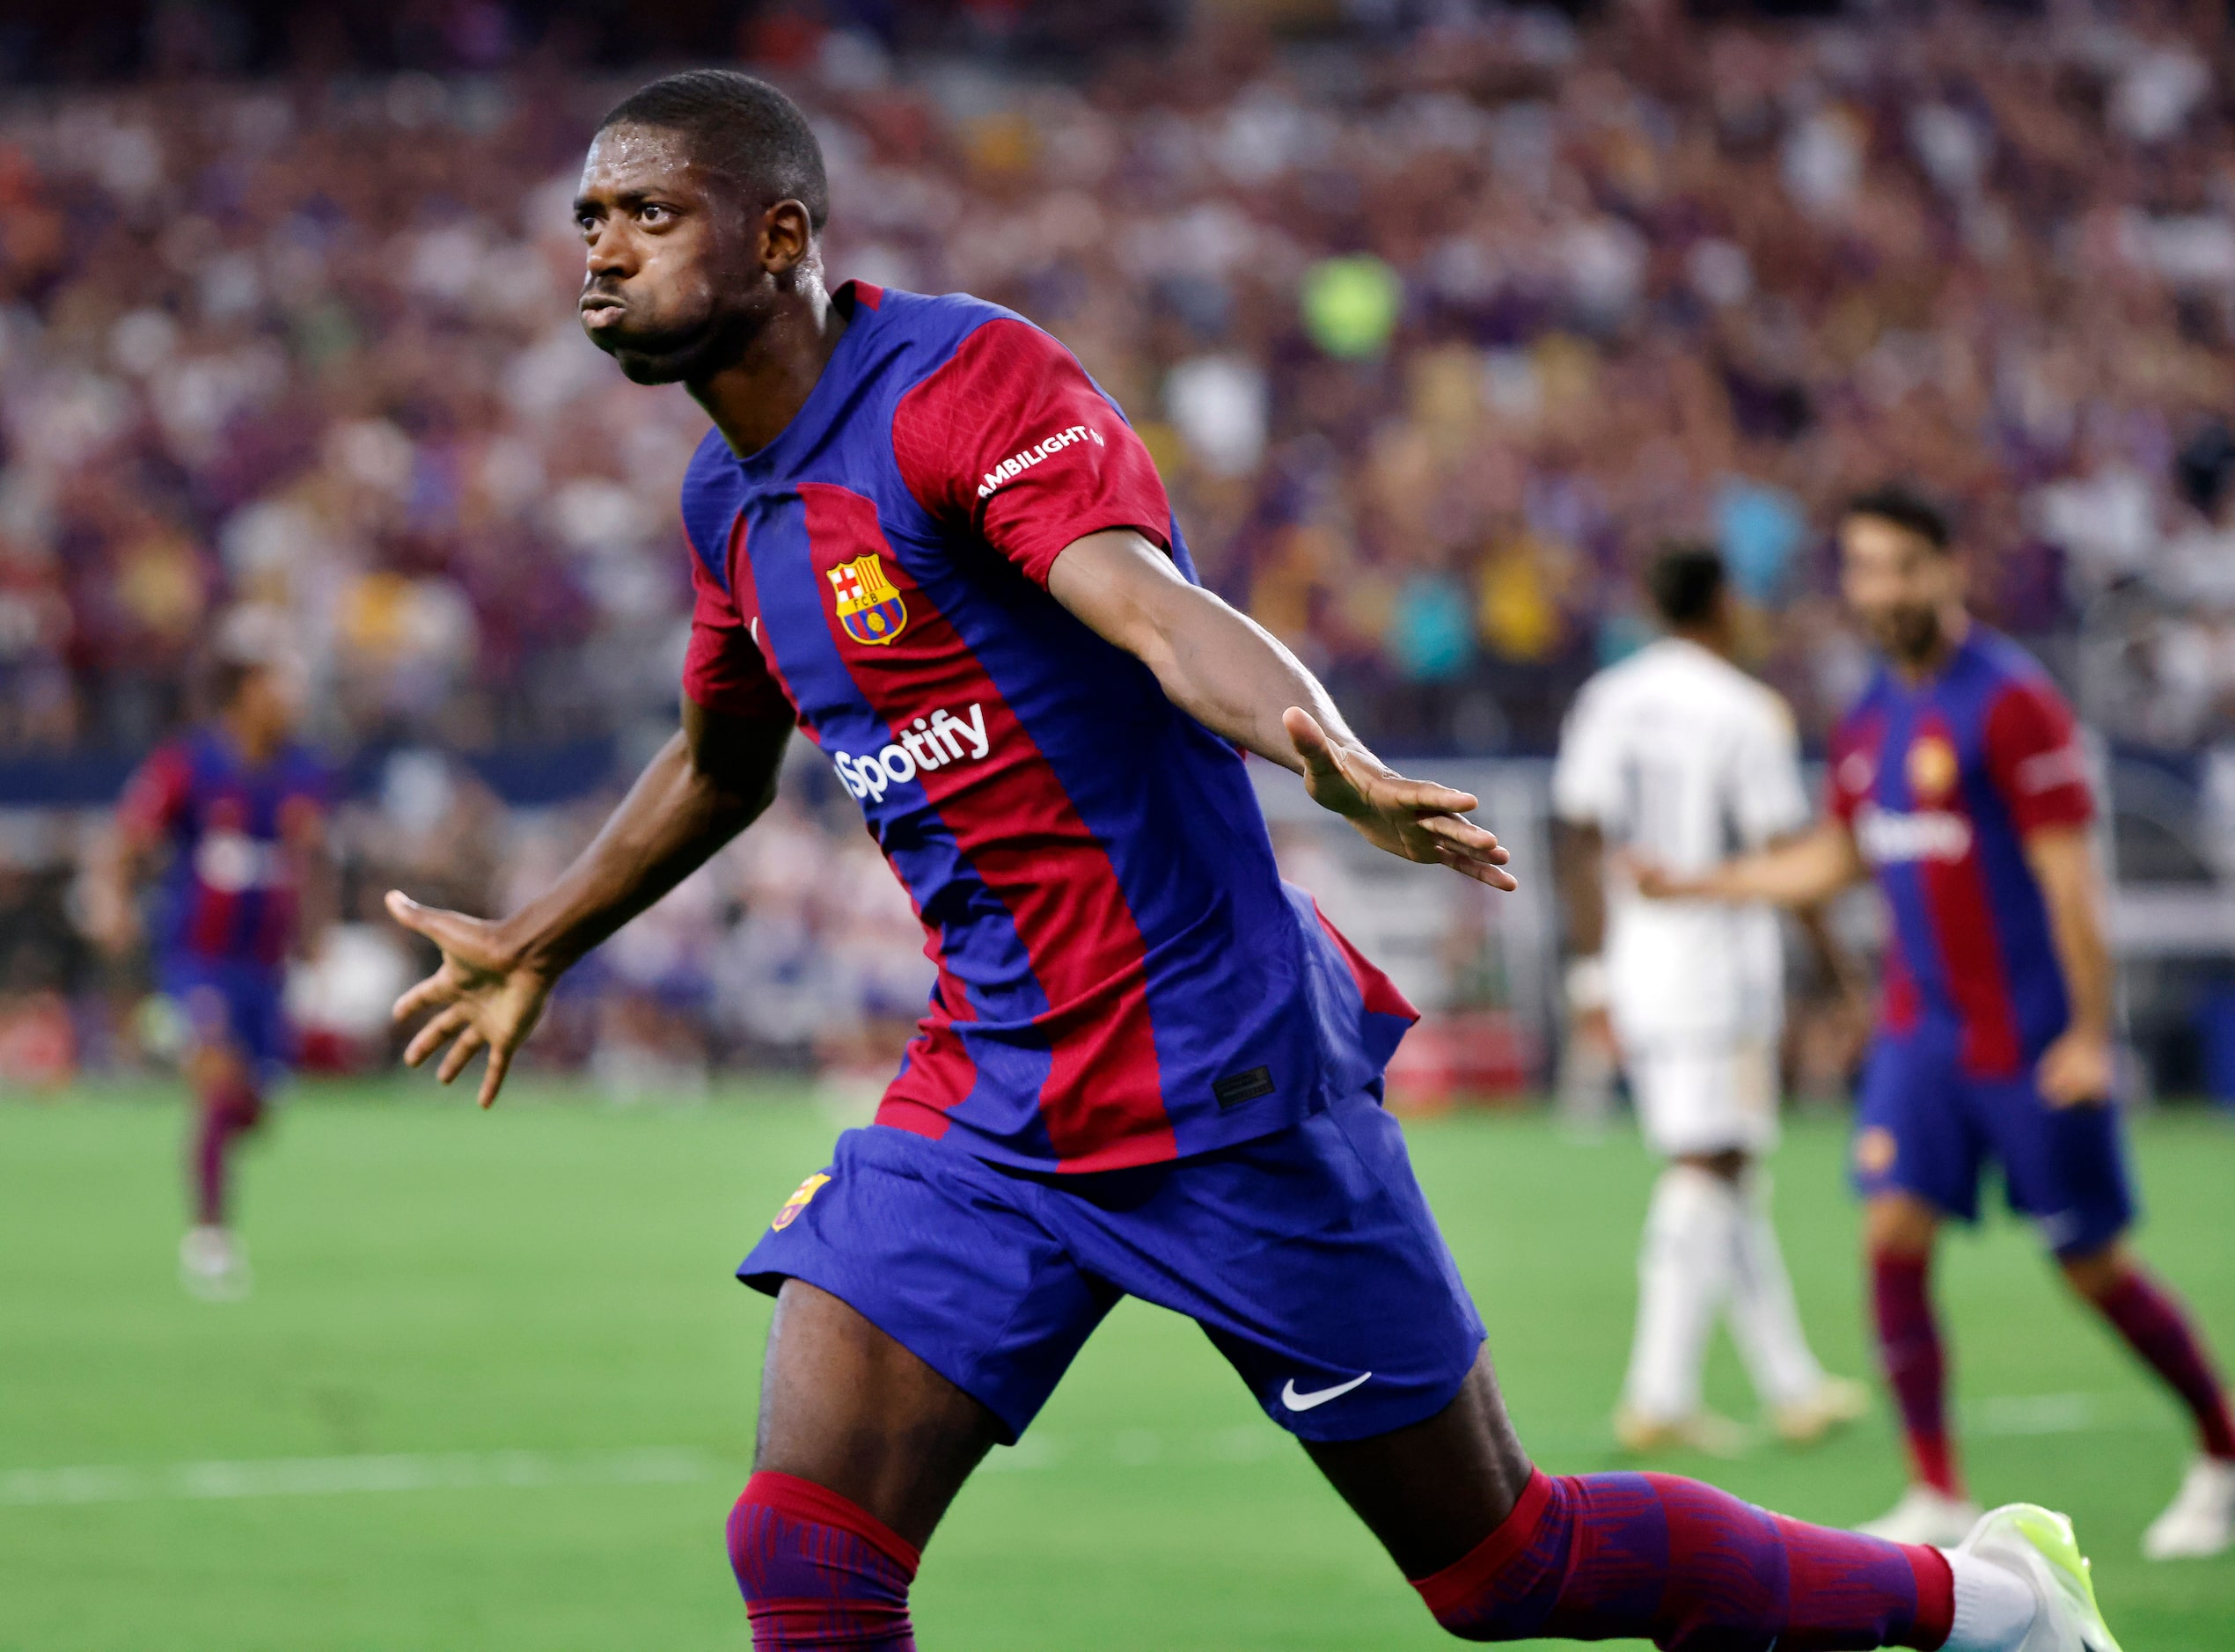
[2056,1240,2129,1304]
[1863,1192,1936,1259]
[728,1471,918,1641]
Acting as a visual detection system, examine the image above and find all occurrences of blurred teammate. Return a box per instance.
[1643,486,2235,1560]
[94,610,326,1300]
[1554,545,1868,1455]
[390,74,2117,1650]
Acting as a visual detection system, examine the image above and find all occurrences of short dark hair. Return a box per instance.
[1647,541,1727,628]
[1843,483,1951,552]
[599,69,830,231]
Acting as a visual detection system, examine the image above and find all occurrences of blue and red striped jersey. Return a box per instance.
[1827,628,2095,1077]
[119,729,327,968]
[678,282,1415,1173]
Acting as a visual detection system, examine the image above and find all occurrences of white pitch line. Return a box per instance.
[0,1446,719,1509]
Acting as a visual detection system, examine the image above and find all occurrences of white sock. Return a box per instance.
[1940,1548,2038,1651]
[1724,1168,1826,1408]
[1623,1164,1735,1420]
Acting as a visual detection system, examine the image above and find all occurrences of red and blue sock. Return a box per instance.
[2092,1266,2235,1460]
[728,1472,919,1650]
[1872,1250,1961,1496]
[192,1078,264,1228]
[1412,1469,1954,1648]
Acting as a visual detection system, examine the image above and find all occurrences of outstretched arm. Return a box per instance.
[1045,530,1515,889]
[1631,816,1867,908]
[387,700,791,1106]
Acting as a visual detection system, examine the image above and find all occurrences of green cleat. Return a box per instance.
[1955,1503,2123,1652]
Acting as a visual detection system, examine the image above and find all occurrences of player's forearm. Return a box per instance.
[500,728,772,977]
[2027,831,2116,1038]
[1700,823,1865,906]
[1554,821,1607,955]
[1046,530,1374,774]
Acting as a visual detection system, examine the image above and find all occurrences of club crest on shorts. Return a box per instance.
[828,553,908,647]
[771,1172,832,1232]
[1906,735,1958,801]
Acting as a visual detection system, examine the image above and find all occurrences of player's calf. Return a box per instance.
[729,1471,919,1650]
[1408,1468,1958,1648]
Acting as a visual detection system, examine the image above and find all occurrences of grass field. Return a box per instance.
[4,1083,2232,1650]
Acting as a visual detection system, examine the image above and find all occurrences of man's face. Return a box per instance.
[1839,513,1961,665]
[574,124,765,384]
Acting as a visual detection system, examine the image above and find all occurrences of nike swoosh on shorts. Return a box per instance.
[1280,1372,1373,1411]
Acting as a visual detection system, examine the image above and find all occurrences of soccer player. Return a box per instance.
[93,611,326,1300]
[1640,486,2235,1560]
[1554,544,1869,1456]
[388,73,2121,1649]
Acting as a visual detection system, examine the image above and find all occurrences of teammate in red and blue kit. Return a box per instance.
[94,615,328,1300]
[387,75,2120,1650]
[1652,486,2235,1561]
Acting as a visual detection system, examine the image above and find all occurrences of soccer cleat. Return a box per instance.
[2141,1455,2235,1560]
[179,1225,252,1302]
[1770,1375,1872,1446]
[1857,1483,1981,1546]
[1612,1405,1750,1458]
[1956,1502,2124,1652]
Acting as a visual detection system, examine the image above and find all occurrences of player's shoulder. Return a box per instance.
[870,284,1078,392]
[1963,626,2063,698]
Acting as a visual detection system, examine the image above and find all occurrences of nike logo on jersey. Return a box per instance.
[1854,804,1973,865]
[1280,1371,1372,1412]
[975,423,1104,500]
[831,702,992,801]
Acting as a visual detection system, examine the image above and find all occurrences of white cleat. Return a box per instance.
[179,1225,252,1302]
[2141,1454,2235,1561]
[1956,1502,2124,1652]
[1770,1375,1872,1446]
[1857,1483,1982,1546]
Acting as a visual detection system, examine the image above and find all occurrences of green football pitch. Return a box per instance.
[4,1085,2232,1650]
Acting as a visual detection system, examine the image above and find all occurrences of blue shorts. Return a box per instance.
[738,1090,1486,1444]
[1853,1025,2136,1258]
[158,956,292,1087]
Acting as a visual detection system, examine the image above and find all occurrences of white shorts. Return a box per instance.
[1624,1037,1779,1159]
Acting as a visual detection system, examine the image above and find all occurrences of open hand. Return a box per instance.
[1285,708,1517,889]
[386,890,554,1107]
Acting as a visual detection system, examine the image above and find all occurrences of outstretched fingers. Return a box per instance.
[436,1025,486,1085]
[403,1004,470,1069]
[477,1043,513,1110]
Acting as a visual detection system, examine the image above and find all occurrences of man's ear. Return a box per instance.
[760,199,815,277]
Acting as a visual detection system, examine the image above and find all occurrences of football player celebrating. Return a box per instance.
[1641,486,2235,1560]
[390,75,2122,1649]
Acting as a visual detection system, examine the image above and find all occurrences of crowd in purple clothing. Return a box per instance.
[3,3,2234,770]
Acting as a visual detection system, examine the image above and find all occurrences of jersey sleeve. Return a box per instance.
[890,318,1173,587]
[116,744,191,846]
[1549,682,1619,828]
[681,530,794,727]
[1732,692,1811,846]
[1983,676,2094,833]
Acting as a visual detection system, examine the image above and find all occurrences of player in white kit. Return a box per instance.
[1553,545,1869,1453]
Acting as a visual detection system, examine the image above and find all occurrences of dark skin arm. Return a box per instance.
[386,699,789,1106]
[1046,530,1515,888]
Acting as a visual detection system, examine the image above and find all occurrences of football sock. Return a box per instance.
[729,1471,919,1650]
[1623,1165,1733,1422]
[1872,1250,1961,1496]
[1411,1467,1955,1648]
[1725,1169,1826,1410]
[192,1079,264,1228]
[2091,1266,2235,1460]
[1939,1548,2037,1650]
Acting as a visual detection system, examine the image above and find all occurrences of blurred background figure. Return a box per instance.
[84,606,329,1297]
[1552,544,1867,1455]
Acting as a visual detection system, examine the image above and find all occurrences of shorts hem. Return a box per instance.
[1272,1335,1486,1445]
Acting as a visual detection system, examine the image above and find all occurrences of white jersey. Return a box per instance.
[1551,637,1810,1045]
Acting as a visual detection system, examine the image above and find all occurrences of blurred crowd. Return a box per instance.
[4,0,2235,1087]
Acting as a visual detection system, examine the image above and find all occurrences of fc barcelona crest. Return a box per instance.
[828,553,908,647]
